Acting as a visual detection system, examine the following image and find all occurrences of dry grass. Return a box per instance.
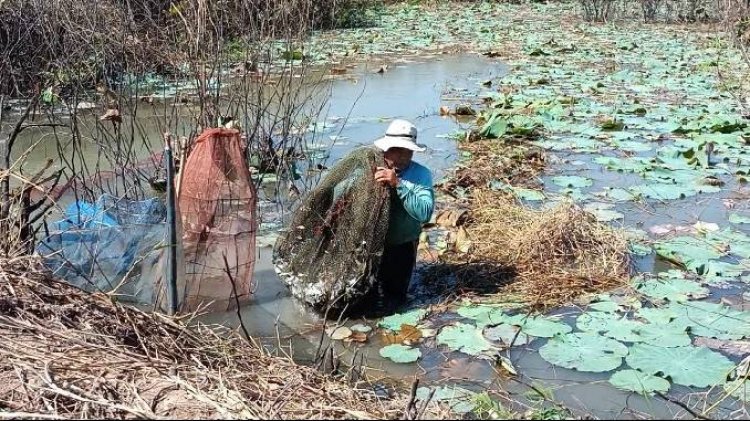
[435,137,631,309]
[0,256,407,420]
[467,190,631,307]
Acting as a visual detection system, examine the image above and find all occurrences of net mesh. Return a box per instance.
[177,128,257,312]
[273,146,391,313]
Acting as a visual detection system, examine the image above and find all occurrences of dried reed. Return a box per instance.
[0,256,406,420]
[437,138,631,309]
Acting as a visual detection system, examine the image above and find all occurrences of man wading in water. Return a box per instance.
[372,119,435,311]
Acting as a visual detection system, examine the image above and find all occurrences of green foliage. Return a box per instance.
[379,344,421,363]
[378,309,427,331]
[626,344,734,388]
[437,323,495,356]
[609,370,671,396]
[539,333,628,373]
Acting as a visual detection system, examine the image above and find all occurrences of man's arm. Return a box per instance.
[396,173,434,224]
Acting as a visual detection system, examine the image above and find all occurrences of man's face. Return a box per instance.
[384,147,414,171]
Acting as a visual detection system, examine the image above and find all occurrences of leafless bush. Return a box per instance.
[641,0,663,22]
[578,0,616,22]
[0,0,360,256]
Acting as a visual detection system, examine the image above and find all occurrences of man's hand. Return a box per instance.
[375,167,399,188]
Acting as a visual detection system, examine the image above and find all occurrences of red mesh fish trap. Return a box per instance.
[177,128,257,312]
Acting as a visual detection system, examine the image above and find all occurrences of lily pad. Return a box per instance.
[416,386,476,414]
[456,305,507,328]
[654,236,725,274]
[513,187,547,202]
[626,344,734,388]
[729,213,750,225]
[637,322,693,347]
[671,301,750,340]
[483,324,530,346]
[379,309,427,331]
[633,275,710,302]
[609,370,671,396]
[584,202,624,222]
[637,306,679,325]
[551,175,593,188]
[503,314,572,338]
[599,187,638,202]
[539,333,628,373]
[588,300,622,313]
[437,323,495,356]
[630,184,696,201]
[379,344,422,363]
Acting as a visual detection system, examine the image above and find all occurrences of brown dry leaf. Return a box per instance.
[694,337,750,357]
[400,325,423,342]
[439,105,451,116]
[326,326,352,341]
[345,332,369,344]
[455,227,472,254]
[380,324,422,345]
[435,209,468,227]
[99,108,122,123]
[331,67,347,75]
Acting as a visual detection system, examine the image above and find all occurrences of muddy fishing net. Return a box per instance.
[273,146,391,314]
[175,128,257,312]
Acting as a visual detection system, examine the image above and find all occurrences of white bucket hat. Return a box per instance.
[374,119,425,152]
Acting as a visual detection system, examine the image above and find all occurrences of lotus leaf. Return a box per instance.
[729,213,750,224]
[456,305,507,328]
[633,275,710,302]
[551,175,593,188]
[637,306,679,325]
[416,386,476,414]
[503,314,572,338]
[599,187,638,202]
[630,184,696,201]
[626,344,734,388]
[609,370,671,396]
[601,319,648,343]
[636,322,692,347]
[654,236,725,274]
[437,323,495,356]
[483,324,530,346]
[539,333,628,372]
[513,188,546,202]
[594,157,651,173]
[629,242,653,256]
[378,309,428,331]
[588,300,621,313]
[614,141,653,153]
[379,344,422,363]
[577,311,621,332]
[671,301,750,340]
[584,202,624,222]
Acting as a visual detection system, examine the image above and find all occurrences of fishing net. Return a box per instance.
[176,128,257,312]
[273,146,391,314]
[35,193,170,304]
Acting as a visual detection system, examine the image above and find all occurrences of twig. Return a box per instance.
[655,392,711,420]
[222,253,251,341]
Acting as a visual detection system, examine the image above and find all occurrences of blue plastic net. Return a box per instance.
[36,194,168,303]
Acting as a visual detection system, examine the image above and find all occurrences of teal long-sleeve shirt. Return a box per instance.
[386,161,435,245]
